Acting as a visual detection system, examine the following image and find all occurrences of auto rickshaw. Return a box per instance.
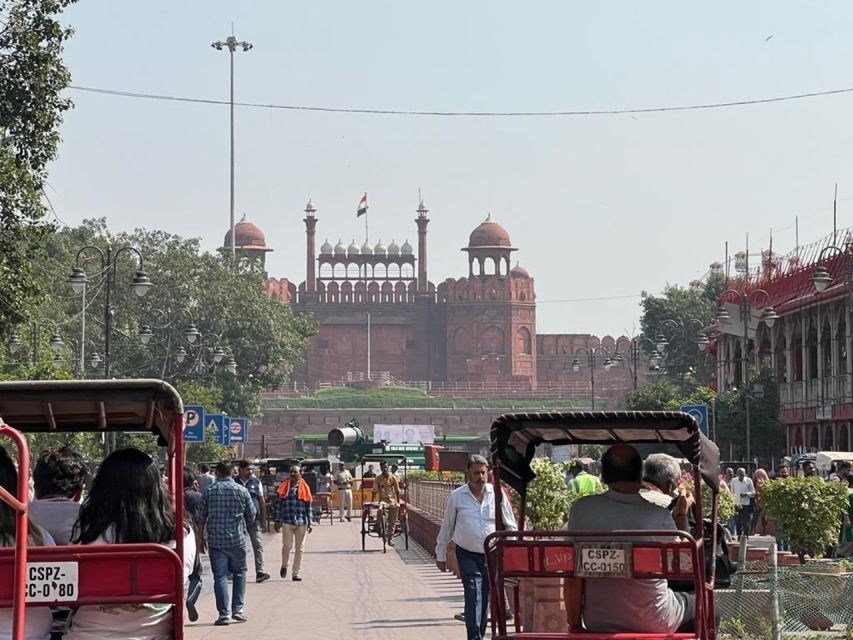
[359,454,410,553]
[486,410,721,640]
[0,379,187,640]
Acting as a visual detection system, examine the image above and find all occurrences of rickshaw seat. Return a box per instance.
[0,543,183,608]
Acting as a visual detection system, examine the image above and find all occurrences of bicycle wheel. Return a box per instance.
[402,512,409,550]
[360,510,367,551]
[379,508,387,554]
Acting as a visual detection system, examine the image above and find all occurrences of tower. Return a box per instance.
[416,199,429,293]
[304,199,317,295]
[222,214,272,269]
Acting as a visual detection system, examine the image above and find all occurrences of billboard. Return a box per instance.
[372,424,435,445]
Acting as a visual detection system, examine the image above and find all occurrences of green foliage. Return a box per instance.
[759,477,850,562]
[683,477,737,522]
[513,458,579,530]
[270,385,587,410]
[406,470,465,482]
[0,0,76,332]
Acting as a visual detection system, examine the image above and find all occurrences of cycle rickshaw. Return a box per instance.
[0,379,187,640]
[360,454,410,553]
[486,410,721,640]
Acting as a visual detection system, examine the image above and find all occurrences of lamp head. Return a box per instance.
[811,265,833,293]
[174,346,187,364]
[761,306,780,329]
[225,356,237,375]
[68,266,88,295]
[48,333,64,352]
[130,270,153,297]
[8,333,22,353]
[87,352,102,369]
[138,324,153,345]
[183,323,201,344]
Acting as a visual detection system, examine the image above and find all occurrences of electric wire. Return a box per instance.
[68,84,853,118]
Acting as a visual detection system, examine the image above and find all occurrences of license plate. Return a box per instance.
[575,543,632,578]
[26,562,79,603]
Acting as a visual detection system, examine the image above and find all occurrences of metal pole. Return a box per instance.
[229,46,235,262]
[80,282,86,377]
[31,321,38,365]
[103,248,114,456]
[367,312,371,380]
[631,340,638,390]
[768,544,781,640]
[590,351,596,411]
[742,298,751,462]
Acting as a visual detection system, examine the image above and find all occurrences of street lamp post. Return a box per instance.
[656,318,708,392]
[715,289,779,462]
[211,34,253,262]
[7,321,66,367]
[571,347,614,410]
[613,336,661,390]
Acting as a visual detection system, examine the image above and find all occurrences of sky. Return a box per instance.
[47,1,853,338]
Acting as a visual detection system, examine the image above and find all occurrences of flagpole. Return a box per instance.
[367,312,371,381]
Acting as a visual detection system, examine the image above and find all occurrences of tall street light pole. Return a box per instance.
[613,336,661,390]
[211,34,253,263]
[572,347,613,410]
[714,289,778,462]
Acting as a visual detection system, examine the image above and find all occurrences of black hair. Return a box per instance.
[183,469,197,489]
[238,459,251,469]
[601,446,642,485]
[33,447,88,499]
[74,447,176,544]
[214,461,232,478]
[0,447,44,546]
[199,464,210,473]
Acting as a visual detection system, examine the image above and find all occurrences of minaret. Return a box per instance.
[416,199,429,293]
[304,199,317,293]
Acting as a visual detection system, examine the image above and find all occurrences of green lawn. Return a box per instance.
[264,385,590,410]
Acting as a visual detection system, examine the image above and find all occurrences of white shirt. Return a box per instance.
[435,483,517,561]
[0,525,56,640]
[730,476,755,506]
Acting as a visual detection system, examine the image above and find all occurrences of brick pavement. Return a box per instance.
[185,519,467,640]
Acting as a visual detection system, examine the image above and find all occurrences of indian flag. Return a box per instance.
[357,193,368,217]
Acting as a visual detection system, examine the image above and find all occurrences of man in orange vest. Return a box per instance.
[276,465,313,582]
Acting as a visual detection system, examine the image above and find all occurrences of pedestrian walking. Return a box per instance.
[197,463,215,493]
[197,461,256,626]
[276,464,313,582]
[236,460,270,583]
[731,467,755,539]
[435,455,518,640]
[334,462,353,522]
[183,468,204,623]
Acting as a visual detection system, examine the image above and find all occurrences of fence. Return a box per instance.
[406,479,461,521]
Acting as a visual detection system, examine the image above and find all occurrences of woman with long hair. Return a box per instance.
[751,467,770,536]
[65,447,195,640]
[0,446,54,640]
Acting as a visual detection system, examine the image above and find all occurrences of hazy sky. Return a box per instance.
[48,1,853,337]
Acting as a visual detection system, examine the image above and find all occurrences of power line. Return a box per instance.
[68,84,853,118]
[537,294,644,304]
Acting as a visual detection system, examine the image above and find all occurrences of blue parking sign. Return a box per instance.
[229,417,249,444]
[680,404,710,437]
[209,413,231,446]
[183,405,205,443]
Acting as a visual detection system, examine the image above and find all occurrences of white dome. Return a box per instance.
[401,240,413,255]
[347,239,360,255]
[320,239,333,254]
[334,239,346,255]
[387,240,400,256]
[374,240,387,255]
[305,199,317,213]
[361,241,373,255]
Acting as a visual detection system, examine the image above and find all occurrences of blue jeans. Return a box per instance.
[209,545,247,618]
[456,546,490,640]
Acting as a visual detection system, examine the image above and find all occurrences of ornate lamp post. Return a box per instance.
[715,288,779,461]
[571,347,615,410]
[613,336,662,390]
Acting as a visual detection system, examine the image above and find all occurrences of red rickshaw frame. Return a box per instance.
[0,379,186,640]
[487,410,722,640]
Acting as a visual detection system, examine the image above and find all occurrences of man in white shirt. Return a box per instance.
[334,463,354,522]
[435,455,517,640]
[730,467,756,538]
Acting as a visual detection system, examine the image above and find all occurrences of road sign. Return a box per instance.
[229,417,249,444]
[680,403,710,437]
[183,405,205,443]
[208,414,231,446]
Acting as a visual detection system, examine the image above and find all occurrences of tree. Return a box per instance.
[639,273,723,390]
[0,0,76,333]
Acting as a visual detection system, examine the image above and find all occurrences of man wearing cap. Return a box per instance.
[334,462,354,522]
[236,460,270,583]
[567,459,602,496]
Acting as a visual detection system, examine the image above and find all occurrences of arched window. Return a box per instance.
[480,326,505,354]
[319,262,333,279]
[333,263,346,280]
[346,263,360,280]
[516,327,532,355]
[453,326,472,355]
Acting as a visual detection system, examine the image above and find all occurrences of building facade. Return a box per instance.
[226,201,638,397]
[711,230,853,454]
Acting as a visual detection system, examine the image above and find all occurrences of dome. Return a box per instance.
[320,239,333,255]
[223,214,271,251]
[374,239,387,255]
[401,240,413,255]
[347,239,360,255]
[305,199,317,213]
[387,240,400,256]
[467,213,511,249]
[510,262,529,278]
[361,241,373,255]
[334,239,346,255]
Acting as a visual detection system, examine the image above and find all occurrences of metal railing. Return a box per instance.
[406,479,461,521]
[779,374,852,411]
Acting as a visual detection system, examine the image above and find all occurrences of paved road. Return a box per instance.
[185,519,466,640]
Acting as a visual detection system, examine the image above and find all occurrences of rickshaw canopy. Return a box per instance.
[490,410,720,495]
[0,379,183,446]
[815,451,853,473]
